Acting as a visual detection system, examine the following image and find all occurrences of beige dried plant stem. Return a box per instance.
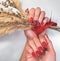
[11,0,23,13]
[0,0,32,35]
[11,0,28,19]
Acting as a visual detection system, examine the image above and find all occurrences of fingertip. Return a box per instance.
[29,8,35,18]
[39,11,45,14]
[39,34,48,49]
[44,17,49,24]
[44,34,51,43]
[39,11,45,24]
[41,17,49,26]
[30,8,35,11]
[44,34,54,50]
[25,8,29,13]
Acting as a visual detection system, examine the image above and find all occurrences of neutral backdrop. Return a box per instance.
[0,0,60,61]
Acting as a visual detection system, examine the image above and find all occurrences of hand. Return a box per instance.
[26,34,56,61]
[25,7,49,39]
[20,7,49,61]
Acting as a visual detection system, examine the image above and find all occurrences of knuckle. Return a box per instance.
[36,7,41,11]
[30,8,35,11]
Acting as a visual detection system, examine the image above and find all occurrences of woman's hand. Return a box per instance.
[26,34,56,61]
[25,7,49,39]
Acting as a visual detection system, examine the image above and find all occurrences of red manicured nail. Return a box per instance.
[38,47,43,53]
[35,50,40,57]
[33,21,37,26]
[41,22,44,26]
[29,17,33,23]
[33,21,40,26]
[32,52,36,57]
[51,22,57,26]
[41,42,48,49]
[31,27,36,31]
[25,8,29,13]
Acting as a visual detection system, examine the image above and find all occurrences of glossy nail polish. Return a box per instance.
[35,50,40,57]
[29,17,33,23]
[41,22,44,26]
[33,21,40,26]
[25,8,29,13]
[38,47,43,53]
[32,52,36,57]
[41,42,48,49]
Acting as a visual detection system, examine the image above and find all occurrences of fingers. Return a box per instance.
[25,8,29,14]
[26,7,50,25]
[44,34,55,51]
[33,38,41,47]
[39,34,48,49]
[26,53,36,61]
[26,44,33,54]
[29,8,35,19]
[25,7,50,38]
[34,7,41,20]
[26,44,36,61]
[29,39,37,52]
[27,37,44,57]
[26,34,55,59]
[39,11,45,24]
[29,8,45,24]
[39,34,55,51]
[28,39,40,57]
[41,17,49,26]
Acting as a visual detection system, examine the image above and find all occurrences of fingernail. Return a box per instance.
[33,21,40,26]
[33,21,37,26]
[41,42,48,49]
[35,50,40,57]
[41,22,45,26]
[38,47,43,53]
[25,8,29,13]
[29,17,33,23]
[32,52,36,57]
[31,27,36,31]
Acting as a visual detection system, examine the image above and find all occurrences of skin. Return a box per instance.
[26,34,56,61]
[20,7,56,61]
[25,7,49,39]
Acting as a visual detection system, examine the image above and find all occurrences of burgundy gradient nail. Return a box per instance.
[41,42,48,49]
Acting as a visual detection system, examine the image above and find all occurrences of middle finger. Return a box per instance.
[34,7,41,21]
